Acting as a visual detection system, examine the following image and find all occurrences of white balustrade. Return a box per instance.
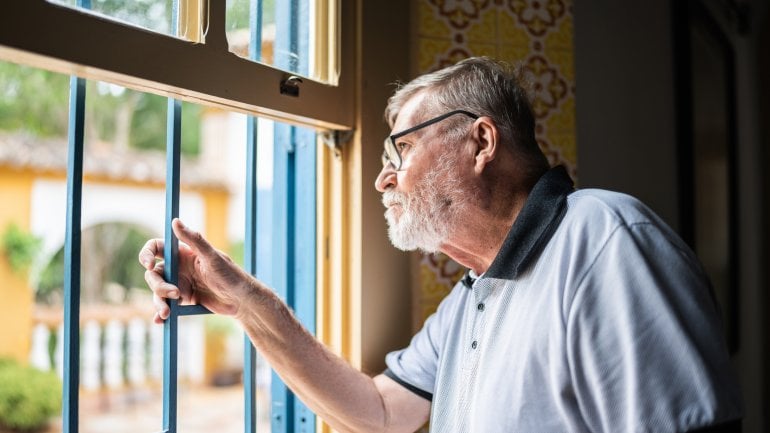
[126,317,147,385]
[29,304,213,394]
[149,321,164,381]
[29,323,51,371]
[81,319,102,391]
[103,319,124,388]
[179,316,205,384]
[55,323,64,379]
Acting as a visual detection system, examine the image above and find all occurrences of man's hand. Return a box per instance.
[138,218,255,323]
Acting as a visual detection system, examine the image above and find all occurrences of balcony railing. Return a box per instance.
[30,304,206,392]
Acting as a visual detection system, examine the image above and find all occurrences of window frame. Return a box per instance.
[0,0,355,432]
[0,0,355,131]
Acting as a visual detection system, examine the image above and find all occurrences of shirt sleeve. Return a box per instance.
[566,221,743,433]
[384,281,466,401]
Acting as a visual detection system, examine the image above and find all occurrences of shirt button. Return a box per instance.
[471,340,478,349]
[477,303,485,312]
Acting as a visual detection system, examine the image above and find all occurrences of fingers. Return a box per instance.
[138,238,164,270]
[172,218,216,257]
[153,293,170,322]
[145,267,182,323]
[145,268,180,299]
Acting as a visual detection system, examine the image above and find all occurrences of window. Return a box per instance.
[0,0,354,432]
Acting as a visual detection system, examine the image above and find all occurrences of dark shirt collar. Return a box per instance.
[462,165,574,288]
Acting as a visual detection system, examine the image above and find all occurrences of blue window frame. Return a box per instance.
[59,0,318,432]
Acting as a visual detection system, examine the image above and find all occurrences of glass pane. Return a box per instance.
[177,315,249,433]
[0,60,69,433]
[49,0,175,37]
[226,0,315,78]
[1,57,315,431]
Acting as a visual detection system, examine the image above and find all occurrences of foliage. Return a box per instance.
[227,0,276,30]
[0,359,62,432]
[130,94,202,155]
[0,224,41,275]
[229,239,245,267]
[205,314,238,337]
[36,223,152,304]
[0,60,201,156]
[0,63,69,137]
[36,248,64,304]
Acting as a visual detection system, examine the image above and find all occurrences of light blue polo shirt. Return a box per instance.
[385,167,742,432]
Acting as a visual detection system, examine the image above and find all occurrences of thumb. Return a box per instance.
[172,218,215,256]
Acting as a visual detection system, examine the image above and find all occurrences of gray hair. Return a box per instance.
[385,57,548,172]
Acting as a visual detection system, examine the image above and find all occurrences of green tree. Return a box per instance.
[0,60,202,156]
[36,223,152,305]
[0,223,42,275]
[0,62,69,137]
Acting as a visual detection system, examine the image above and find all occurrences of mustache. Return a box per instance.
[382,191,407,208]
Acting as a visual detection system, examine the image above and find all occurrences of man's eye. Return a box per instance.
[396,141,410,152]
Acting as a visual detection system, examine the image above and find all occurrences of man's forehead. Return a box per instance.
[391,92,430,133]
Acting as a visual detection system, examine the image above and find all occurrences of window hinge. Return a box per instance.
[320,129,353,158]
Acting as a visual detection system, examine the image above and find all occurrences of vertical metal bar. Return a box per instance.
[271,1,293,431]
[244,2,263,432]
[162,98,182,433]
[250,0,264,60]
[293,2,315,430]
[62,75,86,433]
[270,124,292,433]
[293,128,316,433]
[244,116,258,433]
[271,0,318,431]
[161,0,181,431]
[62,2,90,431]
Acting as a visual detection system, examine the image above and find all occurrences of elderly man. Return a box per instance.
[140,57,742,432]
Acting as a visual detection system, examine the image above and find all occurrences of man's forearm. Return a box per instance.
[235,279,389,433]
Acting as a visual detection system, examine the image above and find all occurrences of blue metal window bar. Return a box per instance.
[267,0,317,432]
[61,0,317,432]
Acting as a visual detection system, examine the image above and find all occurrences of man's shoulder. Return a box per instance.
[551,188,687,264]
[564,188,662,229]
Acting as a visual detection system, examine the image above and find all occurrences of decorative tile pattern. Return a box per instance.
[415,0,577,328]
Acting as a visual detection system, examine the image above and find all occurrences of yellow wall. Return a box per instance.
[0,167,35,362]
[198,188,229,251]
[0,164,230,365]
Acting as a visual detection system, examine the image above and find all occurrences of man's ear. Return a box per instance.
[472,117,499,174]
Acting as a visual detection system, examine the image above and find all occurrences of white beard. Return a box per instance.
[382,153,465,254]
[383,191,448,253]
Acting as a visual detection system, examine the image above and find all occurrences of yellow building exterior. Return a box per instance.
[0,166,36,361]
[0,145,230,366]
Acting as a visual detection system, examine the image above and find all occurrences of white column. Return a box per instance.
[81,320,101,391]
[178,316,205,384]
[126,317,147,385]
[149,320,163,382]
[103,319,124,388]
[29,323,51,371]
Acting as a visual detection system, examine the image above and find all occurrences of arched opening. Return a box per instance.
[35,222,154,306]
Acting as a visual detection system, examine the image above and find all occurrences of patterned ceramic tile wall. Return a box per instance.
[414,0,577,327]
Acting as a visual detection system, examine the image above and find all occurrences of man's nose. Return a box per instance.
[375,163,397,192]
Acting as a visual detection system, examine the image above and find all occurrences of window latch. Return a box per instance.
[320,129,353,158]
[280,76,303,97]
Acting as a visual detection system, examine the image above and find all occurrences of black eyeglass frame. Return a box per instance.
[382,109,479,170]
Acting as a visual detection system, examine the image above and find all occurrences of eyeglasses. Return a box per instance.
[382,109,479,170]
